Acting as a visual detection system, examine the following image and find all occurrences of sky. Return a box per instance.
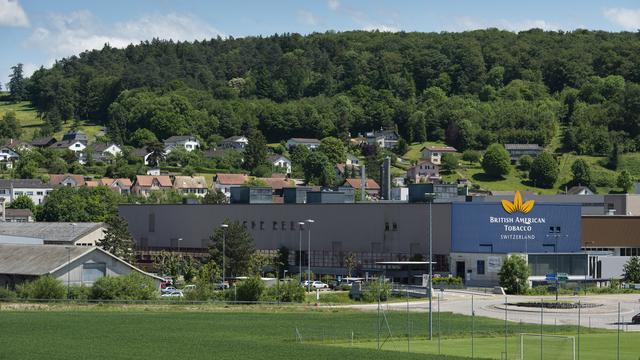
[1,0,639,86]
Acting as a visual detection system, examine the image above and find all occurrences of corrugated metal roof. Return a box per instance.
[0,222,104,243]
[0,244,92,275]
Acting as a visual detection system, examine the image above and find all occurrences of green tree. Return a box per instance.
[38,187,120,222]
[302,151,334,186]
[529,152,559,188]
[570,159,593,188]
[8,194,36,213]
[276,246,290,278]
[518,155,533,171]
[622,256,640,283]
[498,255,530,295]
[17,276,65,299]
[14,156,38,179]
[617,170,633,193]
[344,252,357,277]
[462,150,481,164]
[129,128,158,148]
[235,275,265,302]
[607,142,620,170]
[318,136,346,164]
[440,152,459,172]
[481,143,510,178]
[243,130,268,174]
[97,215,136,263]
[145,141,165,168]
[8,63,26,102]
[202,189,228,204]
[0,111,22,139]
[209,221,256,277]
[394,138,409,156]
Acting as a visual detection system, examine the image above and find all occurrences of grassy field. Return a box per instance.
[0,304,635,359]
[0,101,103,142]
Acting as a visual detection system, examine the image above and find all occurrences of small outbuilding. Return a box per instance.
[0,244,163,289]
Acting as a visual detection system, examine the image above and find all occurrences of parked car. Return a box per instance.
[182,285,196,292]
[311,281,329,289]
[161,286,177,294]
[215,282,229,290]
[161,290,183,297]
[632,313,640,324]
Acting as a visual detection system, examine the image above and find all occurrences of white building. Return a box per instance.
[92,143,122,161]
[268,154,292,174]
[214,173,249,198]
[220,135,249,150]
[0,179,53,205]
[406,160,441,183]
[173,176,209,198]
[286,138,321,150]
[164,135,200,152]
[0,244,163,289]
[420,146,457,165]
[346,154,360,166]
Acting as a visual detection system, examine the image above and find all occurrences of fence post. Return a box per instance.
[406,287,410,353]
[471,294,475,360]
[438,291,441,355]
[540,297,543,360]
[577,300,580,360]
[505,295,508,360]
[617,302,620,360]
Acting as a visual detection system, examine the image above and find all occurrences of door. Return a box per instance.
[456,261,466,279]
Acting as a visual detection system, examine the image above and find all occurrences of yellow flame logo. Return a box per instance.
[501,191,535,214]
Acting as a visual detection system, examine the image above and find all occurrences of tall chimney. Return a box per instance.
[381,156,391,200]
[360,164,366,201]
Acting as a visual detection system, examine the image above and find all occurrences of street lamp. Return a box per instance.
[65,246,72,300]
[177,237,183,255]
[546,228,568,301]
[221,224,229,286]
[306,219,315,292]
[425,192,435,341]
[298,222,305,284]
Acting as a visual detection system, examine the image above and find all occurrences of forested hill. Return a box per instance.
[25,29,640,154]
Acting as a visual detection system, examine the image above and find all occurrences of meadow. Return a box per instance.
[0,304,636,360]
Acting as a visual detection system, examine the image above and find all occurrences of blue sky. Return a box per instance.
[1,0,639,85]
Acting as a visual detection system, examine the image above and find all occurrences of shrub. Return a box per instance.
[235,276,265,302]
[518,155,533,171]
[481,143,510,178]
[432,277,463,286]
[462,150,482,164]
[529,152,559,188]
[498,255,530,295]
[68,285,91,300]
[90,273,158,301]
[184,282,224,302]
[362,280,391,302]
[17,276,66,300]
[0,288,17,301]
[277,280,305,303]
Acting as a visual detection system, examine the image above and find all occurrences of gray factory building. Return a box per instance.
[119,203,452,276]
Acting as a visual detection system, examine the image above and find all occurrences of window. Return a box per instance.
[392,222,398,231]
[148,213,155,233]
[36,191,43,195]
[26,191,33,196]
[14,191,23,195]
[82,263,106,283]
[384,222,390,231]
[477,260,485,275]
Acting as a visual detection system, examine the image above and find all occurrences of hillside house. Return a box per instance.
[286,138,320,150]
[214,174,249,198]
[0,179,53,205]
[420,146,457,165]
[406,160,441,183]
[504,144,543,161]
[132,175,172,197]
[173,176,208,197]
[220,135,248,150]
[164,135,199,152]
[267,154,292,174]
[49,174,86,188]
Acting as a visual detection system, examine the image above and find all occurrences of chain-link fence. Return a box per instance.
[293,291,640,360]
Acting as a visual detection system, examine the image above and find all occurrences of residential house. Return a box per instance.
[0,140,22,169]
[286,138,321,150]
[50,139,86,153]
[420,146,457,165]
[214,173,249,198]
[0,244,162,289]
[342,178,381,197]
[258,176,293,198]
[346,154,360,166]
[267,154,292,174]
[30,136,57,148]
[406,160,441,183]
[366,129,400,149]
[220,135,248,150]
[49,174,86,187]
[85,178,132,195]
[0,179,53,205]
[62,130,88,144]
[504,144,543,161]
[132,175,172,197]
[164,135,200,152]
[91,143,122,162]
[4,208,34,222]
[335,163,361,179]
[0,222,106,246]
[173,176,208,197]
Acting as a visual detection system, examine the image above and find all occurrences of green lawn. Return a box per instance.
[403,141,448,162]
[0,101,104,143]
[0,305,632,360]
[0,307,468,360]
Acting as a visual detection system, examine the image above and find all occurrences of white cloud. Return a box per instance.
[0,0,29,27]
[297,10,321,26]
[328,0,340,11]
[451,16,564,32]
[604,8,640,30]
[362,24,399,32]
[25,10,224,60]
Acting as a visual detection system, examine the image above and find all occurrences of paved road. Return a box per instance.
[339,291,640,331]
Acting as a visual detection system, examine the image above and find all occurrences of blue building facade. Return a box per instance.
[451,202,582,254]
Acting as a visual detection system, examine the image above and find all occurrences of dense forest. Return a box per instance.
[21,29,640,155]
